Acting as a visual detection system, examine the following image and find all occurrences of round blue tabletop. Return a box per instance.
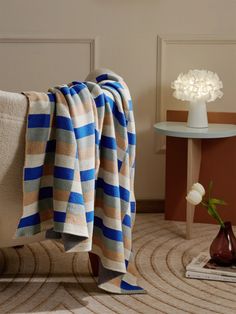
[154,122,236,139]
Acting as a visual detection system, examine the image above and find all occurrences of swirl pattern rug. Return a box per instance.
[0,213,235,314]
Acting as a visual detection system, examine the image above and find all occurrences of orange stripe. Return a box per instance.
[24,191,39,206]
[100,159,117,173]
[26,142,46,154]
[54,189,70,202]
[56,142,76,156]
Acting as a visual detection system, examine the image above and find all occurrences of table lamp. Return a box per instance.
[171,69,223,128]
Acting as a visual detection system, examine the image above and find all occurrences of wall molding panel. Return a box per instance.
[0,37,98,91]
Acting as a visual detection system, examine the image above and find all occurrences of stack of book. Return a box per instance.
[186,252,236,282]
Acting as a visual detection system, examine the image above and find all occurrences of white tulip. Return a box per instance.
[191,183,205,197]
[186,190,202,205]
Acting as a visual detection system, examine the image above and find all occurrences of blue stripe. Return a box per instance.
[54,211,66,223]
[117,159,122,171]
[103,82,123,90]
[18,213,40,228]
[48,93,56,102]
[123,214,131,227]
[131,202,136,213]
[86,211,94,223]
[100,136,116,149]
[96,74,108,82]
[96,178,120,198]
[95,129,99,145]
[59,86,70,95]
[128,132,136,145]
[74,123,94,139]
[71,82,86,94]
[68,192,84,205]
[119,186,130,202]
[46,140,56,153]
[24,166,43,181]
[120,280,143,291]
[94,94,105,107]
[94,216,123,242]
[97,178,130,202]
[105,96,127,127]
[54,166,74,180]
[80,169,95,182]
[56,116,73,131]
[70,87,77,96]
[39,187,53,200]
[28,114,51,128]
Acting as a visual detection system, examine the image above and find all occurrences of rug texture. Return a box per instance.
[0,213,235,313]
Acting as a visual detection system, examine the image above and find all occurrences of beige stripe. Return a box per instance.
[116,131,127,152]
[92,237,124,262]
[26,92,48,102]
[71,102,94,117]
[26,142,46,155]
[66,212,87,226]
[92,245,126,273]
[100,160,117,174]
[56,142,76,156]
[54,189,70,202]
[24,191,39,206]
[78,146,95,160]
[119,160,129,177]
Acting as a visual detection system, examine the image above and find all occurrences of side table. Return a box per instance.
[154,121,236,239]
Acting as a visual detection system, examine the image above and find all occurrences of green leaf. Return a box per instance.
[210,198,227,206]
[207,203,225,228]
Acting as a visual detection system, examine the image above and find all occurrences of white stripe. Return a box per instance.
[29,100,51,114]
[98,168,119,186]
[25,154,45,168]
[78,157,95,170]
[77,134,95,148]
[72,111,94,128]
[55,154,75,169]
[23,201,39,216]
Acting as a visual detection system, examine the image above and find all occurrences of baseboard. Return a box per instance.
[136,199,165,213]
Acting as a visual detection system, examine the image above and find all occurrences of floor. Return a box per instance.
[0,214,234,314]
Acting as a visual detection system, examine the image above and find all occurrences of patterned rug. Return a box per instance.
[0,214,235,314]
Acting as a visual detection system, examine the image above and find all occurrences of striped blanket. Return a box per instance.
[15,69,144,294]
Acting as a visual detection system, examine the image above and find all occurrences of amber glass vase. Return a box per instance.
[210,221,236,266]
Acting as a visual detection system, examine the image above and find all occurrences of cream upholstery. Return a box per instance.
[0,91,45,247]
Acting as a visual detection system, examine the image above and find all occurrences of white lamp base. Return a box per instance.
[187,101,208,128]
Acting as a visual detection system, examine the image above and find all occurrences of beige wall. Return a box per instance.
[0,0,235,199]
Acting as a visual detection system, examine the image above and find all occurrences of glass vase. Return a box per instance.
[210,221,236,266]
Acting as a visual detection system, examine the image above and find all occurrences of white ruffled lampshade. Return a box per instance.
[171,69,223,128]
